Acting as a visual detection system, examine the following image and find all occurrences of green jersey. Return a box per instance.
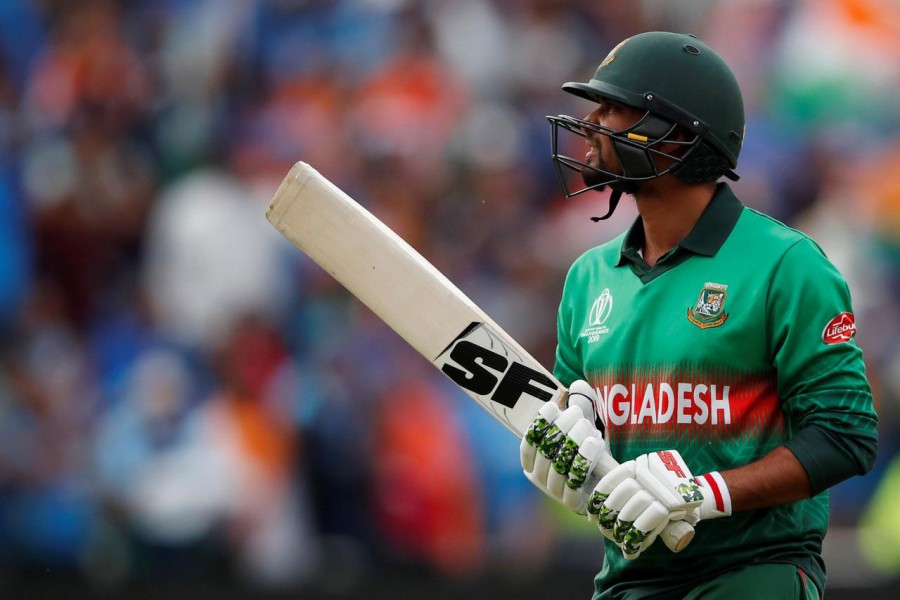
[554,184,877,598]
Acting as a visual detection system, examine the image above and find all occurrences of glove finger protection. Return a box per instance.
[546,417,596,500]
[522,380,613,508]
[521,404,584,500]
[521,402,560,473]
[555,379,613,510]
[592,466,640,540]
[535,406,582,483]
[614,490,669,559]
[561,427,607,513]
[586,459,635,523]
[630,510,671,558]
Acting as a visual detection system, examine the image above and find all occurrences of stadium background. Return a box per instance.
[0,0,898,598]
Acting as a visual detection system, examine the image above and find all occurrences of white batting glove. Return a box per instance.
[587,450,703,560]
[520,380,611,514]
[684,471,732,526]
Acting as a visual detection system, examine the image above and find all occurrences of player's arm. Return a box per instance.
[766,238,878,494]
[717,446,809,511]
[700,238,877,515]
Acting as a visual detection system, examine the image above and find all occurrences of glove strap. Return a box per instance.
[696,471,732,516]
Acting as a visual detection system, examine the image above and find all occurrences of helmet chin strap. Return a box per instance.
[589,180,636,222]
[590,190,622,222]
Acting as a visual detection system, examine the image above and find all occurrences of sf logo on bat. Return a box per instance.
[434,322,559,408]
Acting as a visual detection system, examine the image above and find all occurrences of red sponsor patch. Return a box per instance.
[822,312,856,345]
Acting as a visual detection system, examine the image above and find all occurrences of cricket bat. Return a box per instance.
[265,161,694,552]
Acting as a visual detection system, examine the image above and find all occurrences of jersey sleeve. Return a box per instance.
[554,268,584,387]
[766,238,878,495]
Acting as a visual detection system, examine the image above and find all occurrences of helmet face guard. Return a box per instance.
[547,111,699,199]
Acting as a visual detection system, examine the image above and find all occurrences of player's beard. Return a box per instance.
[582,152,639,197]
[581,163,611,190]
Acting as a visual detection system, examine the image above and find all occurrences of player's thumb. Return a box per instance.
[567,380,598,424]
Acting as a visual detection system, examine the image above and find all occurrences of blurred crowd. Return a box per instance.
[0,0,899,593]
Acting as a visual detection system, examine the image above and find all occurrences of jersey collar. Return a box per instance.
[617,183,744,280]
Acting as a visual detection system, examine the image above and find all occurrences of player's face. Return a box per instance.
[581,99,645,187]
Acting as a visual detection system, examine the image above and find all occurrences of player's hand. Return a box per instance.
[683,471,732,526]
[520,380,611,514]
[587,450,703,560]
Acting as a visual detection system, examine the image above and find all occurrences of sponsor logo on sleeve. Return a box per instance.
[822,312,856,345]
[687,282,729,329]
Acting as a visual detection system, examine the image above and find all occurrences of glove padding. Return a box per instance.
[587,450,703,559]
[520,381,611,514]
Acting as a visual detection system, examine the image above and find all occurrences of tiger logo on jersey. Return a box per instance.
[687,282,729,329]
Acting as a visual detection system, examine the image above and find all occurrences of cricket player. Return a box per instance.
[520,31,878,599]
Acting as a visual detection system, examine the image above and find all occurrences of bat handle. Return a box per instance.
[594,454,695,553]
[659,519,694,552]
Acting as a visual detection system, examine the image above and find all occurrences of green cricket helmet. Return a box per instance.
[547,31,745,220]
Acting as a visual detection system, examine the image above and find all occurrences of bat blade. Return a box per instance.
[265,162,561,437]
[266,161,693,550]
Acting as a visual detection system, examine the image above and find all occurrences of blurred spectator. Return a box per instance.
[20,0,155,328]
[202,316,314,587]
[348,6,467,164]
[142,168,291,350]
[92,348,233,583]
[371,374,484,576]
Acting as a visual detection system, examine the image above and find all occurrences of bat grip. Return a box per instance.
[594,454,695,553]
